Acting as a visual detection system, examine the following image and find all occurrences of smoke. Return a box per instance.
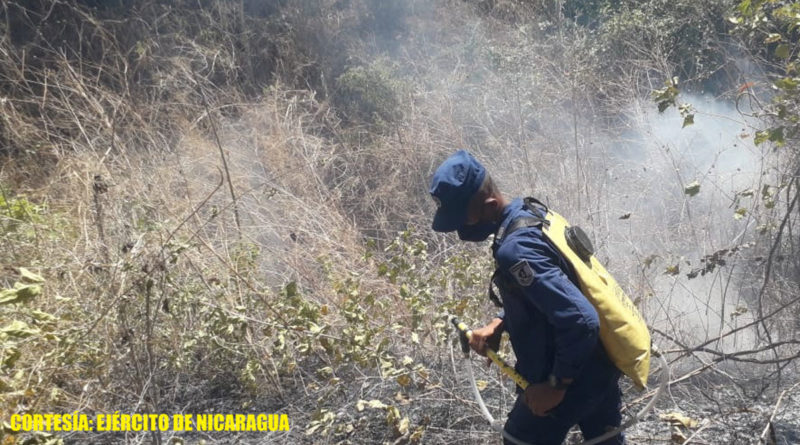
[341,1,774,354]
[213,0,777,363]
[410,5,771,351]
[597,93,767,354]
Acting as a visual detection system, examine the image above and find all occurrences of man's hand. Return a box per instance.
[523,383,566,416]
[468,317,503,361]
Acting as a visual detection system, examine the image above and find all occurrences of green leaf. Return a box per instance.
[765,33,783,44]
[377,263,389,276]
[31,310,57,322]
[774,77,798,91]
[754,127,784,147]
[737,0,752,16]
[0,284,40,305]
[734,207,748,220]
[684,181,701,197]
[754,130,770,145]
[770,127,785,146]
[775,44,790,59]
[284,281,298,299]
[1,320,40,338]
[3,347,20,368]
[679,103,695,128]
[19,268,45,284]
[652,78,680,113]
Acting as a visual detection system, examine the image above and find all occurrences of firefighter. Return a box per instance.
[430,150,624,445]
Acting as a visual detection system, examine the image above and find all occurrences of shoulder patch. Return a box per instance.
[509,260,535,286]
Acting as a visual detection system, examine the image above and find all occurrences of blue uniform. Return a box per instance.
[492,198,623,445]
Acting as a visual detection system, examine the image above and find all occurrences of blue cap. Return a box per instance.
[429,150,487,232]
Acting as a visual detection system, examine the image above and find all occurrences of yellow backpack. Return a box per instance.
[498,198,651,389]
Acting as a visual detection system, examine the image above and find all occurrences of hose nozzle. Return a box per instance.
[450,316,472,355]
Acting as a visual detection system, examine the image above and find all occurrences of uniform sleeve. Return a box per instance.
[496,231,600,380]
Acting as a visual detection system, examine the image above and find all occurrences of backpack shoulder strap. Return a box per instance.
[523,197,549,216]
[489,198,552,307]
[506,216,547,237]
[495,197,550,242]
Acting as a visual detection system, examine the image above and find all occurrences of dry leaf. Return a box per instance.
[397,416,410,435]
[660,412,700,428]
[356,399,387,411]
[397,374,411,387]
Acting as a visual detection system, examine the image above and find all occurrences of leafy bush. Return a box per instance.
[732,0,800,148]
[0,192,43,235]
[592,0,734,91]
[334,62,404,126]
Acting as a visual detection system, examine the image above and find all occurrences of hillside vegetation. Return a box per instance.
[2,1,800,444]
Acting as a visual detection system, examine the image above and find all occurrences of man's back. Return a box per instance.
[491,198,619,387]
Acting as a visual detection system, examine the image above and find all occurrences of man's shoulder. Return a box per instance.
[494,224,554,268]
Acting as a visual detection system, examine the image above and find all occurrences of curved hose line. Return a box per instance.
[581,349,670,445]
[465,358,529,445]
[462,348,670,445]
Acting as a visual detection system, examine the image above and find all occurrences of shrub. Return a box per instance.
[334,62,403,126]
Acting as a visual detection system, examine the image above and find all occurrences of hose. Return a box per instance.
[453,318,670,445]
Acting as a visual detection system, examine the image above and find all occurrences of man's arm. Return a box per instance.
[497,233,600,379]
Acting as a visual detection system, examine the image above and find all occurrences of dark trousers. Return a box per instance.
[503,379,624,445]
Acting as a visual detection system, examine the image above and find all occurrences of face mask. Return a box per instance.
[457,222,498,242]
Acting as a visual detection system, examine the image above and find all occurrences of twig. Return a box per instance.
[671,293,800,362]
[92,174,109,263]
[193,71,242,237]
[759,380,800,444]
[653,327,800,365]
[683,418,712,444]
[162,167,224,247]
[754,171,800,383]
